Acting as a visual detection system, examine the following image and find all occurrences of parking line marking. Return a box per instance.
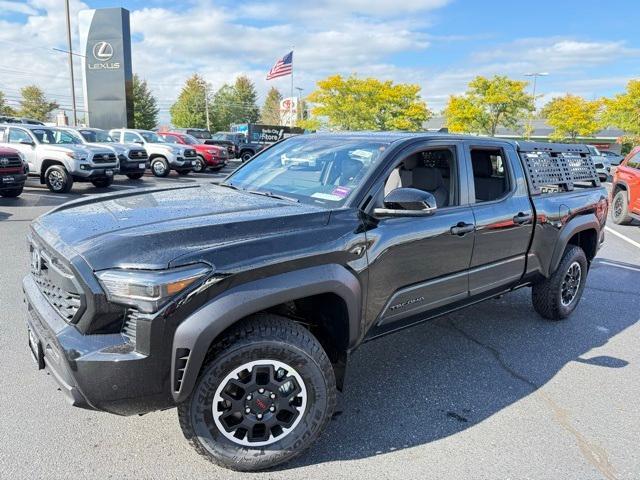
[597,260,640,272]
[605,226,640,250]
[21,192,72,199]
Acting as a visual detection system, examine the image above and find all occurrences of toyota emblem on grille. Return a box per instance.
[0,158,8,166]
[31,248,41,274]
[103,154,109,160]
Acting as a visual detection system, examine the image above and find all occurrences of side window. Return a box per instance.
[163,135,180,144]
[469,147,511,202]
[0,127,6,142]
[124,132,141,143]
[627,152,640,169]
[8,128,32,144]
[383,147,458,208]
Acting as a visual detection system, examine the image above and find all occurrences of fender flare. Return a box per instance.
[548,214,600,275]
[171,264,362,403]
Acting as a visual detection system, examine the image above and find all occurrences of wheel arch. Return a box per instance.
[171,264,362,403]
[549,215,600,275]
[39,159,66,183]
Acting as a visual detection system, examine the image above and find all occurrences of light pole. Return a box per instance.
[294,86,303,122]
[64,0,77,126]
[524,72,548,140]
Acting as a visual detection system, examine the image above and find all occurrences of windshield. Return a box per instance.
[225,136,388,207]
[79,129,114,143]
[32,128,82,145]
[190,130,211,139]
[140,131,166,143]
[182,134,199,145]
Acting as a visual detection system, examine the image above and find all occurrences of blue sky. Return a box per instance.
[0,0,638,124]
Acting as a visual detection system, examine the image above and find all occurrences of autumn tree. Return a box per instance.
[170,74,210,128]
[444,75,534,135]
[132,74,159,129]
[260,87,283,125]
[603,79,640,141]
[541,94,601,142]
[0,91,16,116]
[19,85,58,121]
[304,75,431,131]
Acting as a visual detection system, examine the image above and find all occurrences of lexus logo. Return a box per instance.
[0,158,8,166]
[93,41,114,61]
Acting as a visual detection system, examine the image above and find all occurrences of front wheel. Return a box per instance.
[240,151,253,162]
[44,165,73,193]
[193,156,205,173]
[532,245,588,320]
[91,177,113,188]
[151,158,170,177]
[611,190,633,225]
[0,186,23,197]
[178,315,336,471]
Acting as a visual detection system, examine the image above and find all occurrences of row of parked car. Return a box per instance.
[0,124,239,195]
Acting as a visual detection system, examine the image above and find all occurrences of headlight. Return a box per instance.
[96,264,211,313]
[207,150,218,155]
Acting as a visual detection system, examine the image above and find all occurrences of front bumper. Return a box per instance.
[71,166,117,179]
[0,172,27,190]
[22,274,174,415]
[118,160,149,174]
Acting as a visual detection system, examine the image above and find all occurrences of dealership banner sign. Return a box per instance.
[79,8,133,130]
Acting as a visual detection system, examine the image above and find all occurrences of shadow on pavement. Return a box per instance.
[288,260,639,468]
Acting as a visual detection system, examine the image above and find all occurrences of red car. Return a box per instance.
[0,145,28,198]
[160,132,228,172]
[611,146,640,224]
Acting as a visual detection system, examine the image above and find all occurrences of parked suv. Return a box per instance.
[160,132,228,172]
[0,145,28,197]
[587,145,611,181]
[0,124,117,193]
[110,129,195,177]
[72,128,149,180]
[610,146,640,224]
[23,133,607,471]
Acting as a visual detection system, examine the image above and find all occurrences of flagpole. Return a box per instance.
[290,48,294,128]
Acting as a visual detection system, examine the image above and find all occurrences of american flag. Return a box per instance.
[266,51,293,80]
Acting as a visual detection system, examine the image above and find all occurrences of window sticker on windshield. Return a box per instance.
[331,186,351,198]
[311,192,342,201]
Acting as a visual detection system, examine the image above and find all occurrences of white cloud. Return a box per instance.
[0,1,40,16]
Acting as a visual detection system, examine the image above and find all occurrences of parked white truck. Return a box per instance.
[109,129,196,177]
[0,124,117,193]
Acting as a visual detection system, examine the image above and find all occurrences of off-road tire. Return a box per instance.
[532,245,588,320]
[151,157,170,177]
[44,165,73,193]
[91,177,113,188]
[0,186,23,197]
[126,172,144,180]
[611,190,633,225]
[194,156,205,173]
[178,314,336,472]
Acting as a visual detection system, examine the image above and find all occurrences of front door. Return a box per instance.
[464,142,534,295]
[364,141,476,336]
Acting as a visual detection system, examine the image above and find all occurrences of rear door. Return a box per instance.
[7,127,37,171]
[464,141,533,296]
[623,151,640,213]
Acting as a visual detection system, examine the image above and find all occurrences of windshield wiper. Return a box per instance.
[218,183,239,190]
[246,189,299,203]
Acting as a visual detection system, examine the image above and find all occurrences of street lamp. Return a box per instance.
[524,72,549,140]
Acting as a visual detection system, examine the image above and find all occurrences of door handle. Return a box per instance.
[513,212,533,225]
[450,222,475,236]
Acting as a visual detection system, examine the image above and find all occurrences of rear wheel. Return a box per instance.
[44,165,73,193]
[151,157,169,177]
[91,177,113,188]
[611,190,633,225]
[126,172,144,180]
[193,156,205,173]
[240,150,253,162]
[178,314,336,471]
[532,245,588,320]
[0,186,23,197]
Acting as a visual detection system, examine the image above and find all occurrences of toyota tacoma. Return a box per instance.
[23,133,607,471]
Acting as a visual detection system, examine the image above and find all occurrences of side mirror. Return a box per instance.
[19,140,35,146]
[373,188,437,217]
[134,140,143,145]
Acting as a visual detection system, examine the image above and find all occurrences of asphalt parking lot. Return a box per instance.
[1,168,639,480]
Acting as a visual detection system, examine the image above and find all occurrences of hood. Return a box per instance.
[33,184,330,271]
[148,143,183,155]
[83,142,119,154]
[40,144,112,157]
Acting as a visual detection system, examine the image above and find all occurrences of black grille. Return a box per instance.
[127,149,148,160]
[92,152,117,164]
[184,149,196,158]
[33,274,81,321]
[0,155,22,168]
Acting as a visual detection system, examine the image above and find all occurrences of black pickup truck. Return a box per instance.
[23,133,607,471]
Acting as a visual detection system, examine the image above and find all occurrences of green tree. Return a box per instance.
[260,87,283,125]
[210,84,236,132]
[231,76,259,124]
[541,94,601,142]
[444,75,534,135]
[132,74,159,129]
[0,91,16,116]
[305,74,431,131]
[18,85,59,121]
[170,74,210,128]
[603,80,640,142]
